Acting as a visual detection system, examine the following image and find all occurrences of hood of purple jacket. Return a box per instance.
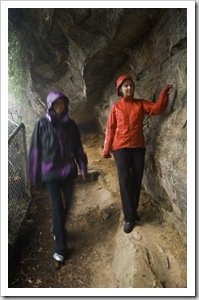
[46,91,69,122]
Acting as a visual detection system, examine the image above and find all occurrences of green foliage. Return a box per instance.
[8,22,27,104]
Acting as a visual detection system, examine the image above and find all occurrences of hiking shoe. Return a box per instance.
[124,221,135,233]
[53,253,64,262]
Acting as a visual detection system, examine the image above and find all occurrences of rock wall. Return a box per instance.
[8,8,187,240]
[98,9,187,240]
[8,8,160,124]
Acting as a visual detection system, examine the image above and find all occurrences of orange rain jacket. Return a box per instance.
[103,86,169,156]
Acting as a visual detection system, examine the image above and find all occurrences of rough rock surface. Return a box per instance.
[98,9,187,240]
[8,8,187,254]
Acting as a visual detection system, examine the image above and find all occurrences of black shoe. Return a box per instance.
[124,221,135,233]
[135,213,141,221]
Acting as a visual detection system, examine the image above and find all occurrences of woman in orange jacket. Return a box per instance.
[103,74,173,233]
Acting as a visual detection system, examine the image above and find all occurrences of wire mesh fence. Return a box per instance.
[8,120,17,137]
[8,120,31,246]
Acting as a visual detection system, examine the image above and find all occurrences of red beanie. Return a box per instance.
[116,74,134,95]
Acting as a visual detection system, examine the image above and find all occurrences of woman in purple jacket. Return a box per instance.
[28,91,88,263]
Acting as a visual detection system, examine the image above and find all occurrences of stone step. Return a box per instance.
[76,169,100,183]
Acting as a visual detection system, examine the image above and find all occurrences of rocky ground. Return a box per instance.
[8,133,187,291]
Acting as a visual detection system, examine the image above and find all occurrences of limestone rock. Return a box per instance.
[112,222,186,288]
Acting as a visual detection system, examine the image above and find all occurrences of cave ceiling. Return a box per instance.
[8,8,161,116]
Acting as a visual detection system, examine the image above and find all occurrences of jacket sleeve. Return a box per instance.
[142,85,170,115]
[72,122,88,176]
[103,105,117,156]
[28,120,42,186]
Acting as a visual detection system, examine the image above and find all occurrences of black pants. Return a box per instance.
[113,148,145,222]
[45,178,74,256]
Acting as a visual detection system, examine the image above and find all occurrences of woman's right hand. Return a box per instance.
[103,153,111,158]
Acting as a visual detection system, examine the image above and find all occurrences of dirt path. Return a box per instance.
[9,133,186,289]
[9,181,120,288]
[9,133,120,288]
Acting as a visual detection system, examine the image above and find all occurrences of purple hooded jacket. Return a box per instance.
[28,91,88,186]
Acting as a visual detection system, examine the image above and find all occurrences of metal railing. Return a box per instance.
[8,120,31,245]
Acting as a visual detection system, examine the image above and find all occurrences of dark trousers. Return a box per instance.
[113,148,145,222]
[45,178,74,256]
